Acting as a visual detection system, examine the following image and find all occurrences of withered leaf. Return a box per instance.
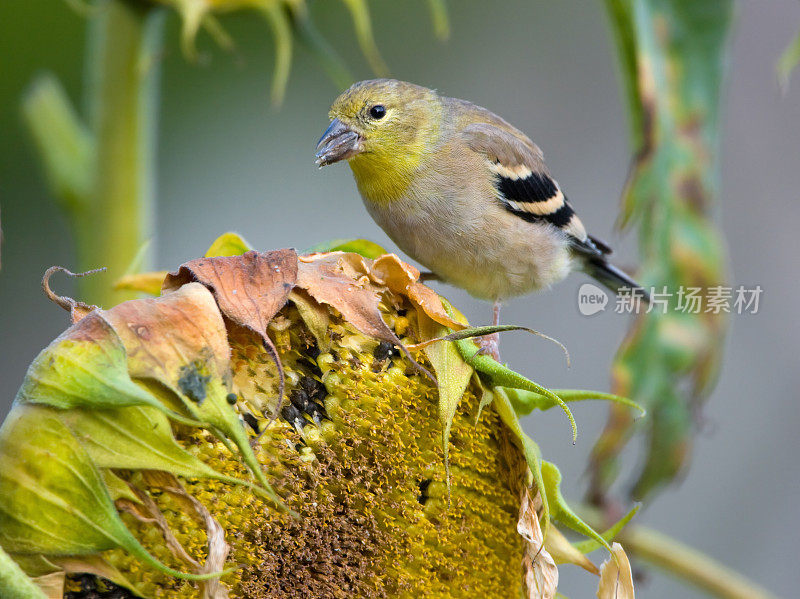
[141,472,230,599]
[297,252,398,344]
[31,571,64,599]
[102,283,231,388]
[164,249,299,415]
[297,253,434,380]
[164,250,298,336]
[41,266,102,323]
[370,254,464,330]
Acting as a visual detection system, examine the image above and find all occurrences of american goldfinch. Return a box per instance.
[315,79,646,352]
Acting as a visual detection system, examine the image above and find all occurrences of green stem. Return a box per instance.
[80,0,164,306]
[0,546,46,599]
[620,526,779,599]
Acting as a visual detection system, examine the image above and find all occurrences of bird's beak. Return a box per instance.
[315,118,363,167]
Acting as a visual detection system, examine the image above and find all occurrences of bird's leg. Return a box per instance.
[478,300,502,361]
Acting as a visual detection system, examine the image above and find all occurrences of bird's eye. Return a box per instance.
[369,105,386,119]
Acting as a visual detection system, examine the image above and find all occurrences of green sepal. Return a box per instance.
[0,544,47,599]
[303,238,388,259]
[453,338,577,443]
[14,313,180,419]
[60,405,280,505]
[204,232,254,257]
[0,405,228,581]
[572,504,640,555]
[418,314,473,500]
[505,388,644,417]
[541,460,612,553]
[492,387,550,534]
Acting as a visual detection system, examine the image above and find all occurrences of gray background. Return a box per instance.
[1,1,798,596]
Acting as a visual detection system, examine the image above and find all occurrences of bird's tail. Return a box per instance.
[582,257,650,302]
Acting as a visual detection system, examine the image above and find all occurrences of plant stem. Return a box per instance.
[0,545,46,599]
[620,526,779,599]
[79,0,164,305]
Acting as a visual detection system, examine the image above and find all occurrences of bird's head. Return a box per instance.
[315,79,440,200]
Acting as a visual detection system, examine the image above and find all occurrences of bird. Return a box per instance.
[315,79,647,358]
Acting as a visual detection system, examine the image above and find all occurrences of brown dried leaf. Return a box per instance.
[163,250,299,338]
[297,252,397,344]
[102,282,231,388]
[163,249,299,415]
[370,254,464,330]
[518,487,558,599]
[297,253,434,381]
[597,543,635,599]
[119,491,200,570]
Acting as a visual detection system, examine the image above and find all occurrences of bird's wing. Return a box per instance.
[460,121,609,257]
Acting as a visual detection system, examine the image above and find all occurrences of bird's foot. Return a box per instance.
[477,332,500,362]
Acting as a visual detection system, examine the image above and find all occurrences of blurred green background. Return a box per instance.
[1,1,799,596]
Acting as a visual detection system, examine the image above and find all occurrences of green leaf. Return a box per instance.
[204,232,254,257]
[418,314,473,499]
[0,544,47,599]
[261,1,293,106]
[426,0,450,40]
[541,461,611,553]
[453,338,577,443]
[339,0,389,75]
[0,405,225,581]
[492,387,549,533]
[573,504,640,555]
[60,405,278,504]
[505,388,644,417]
[304,238,388,259]
[778,29,800,92]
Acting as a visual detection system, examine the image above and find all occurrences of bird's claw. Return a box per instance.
[476,332,501,362]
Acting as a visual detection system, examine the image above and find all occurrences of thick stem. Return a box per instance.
[0,546,47,599]
[620,526,778,599]
[79,0,164,305]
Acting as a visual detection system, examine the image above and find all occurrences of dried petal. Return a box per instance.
[518,487,558,599]
[30,571,63,599]
[597,543,635,599]
[297,252,396,343]
[370,254,465,330]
